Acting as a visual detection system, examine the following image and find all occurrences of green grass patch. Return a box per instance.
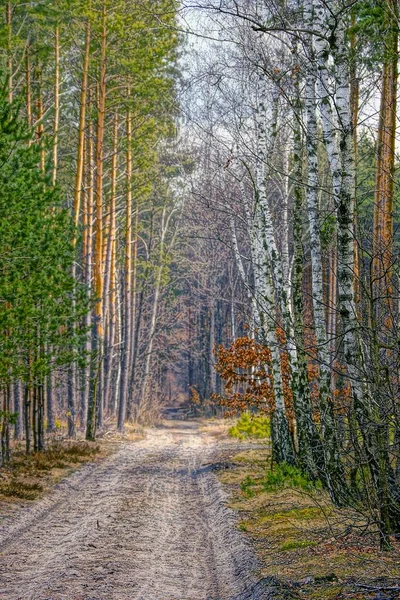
[280,539,317,551]
[240,474,258,497]
[228,412,270,440]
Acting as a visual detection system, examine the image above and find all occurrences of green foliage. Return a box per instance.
[0,411,18,425]
[351,1,398,66]
[240,463,322,498]
[240,475,257,498]
[228,412,271,440]
[262,463,322,491]
[320,213,336,250]
[0,81,88,384]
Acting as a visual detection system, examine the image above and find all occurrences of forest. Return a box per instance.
[0,0,400,596]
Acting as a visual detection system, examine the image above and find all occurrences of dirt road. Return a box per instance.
[0,422,274,600]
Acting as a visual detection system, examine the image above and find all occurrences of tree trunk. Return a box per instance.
[73,20,90,234]
[35,62,45,173]
[52,25,60,186]
[46,370,55,433]
[14,380,22,439]
[304,0,347,505]
[291,42,323,479]
[25,45,32,128]
[118,108,133,431]
[87,6,107,440]
[6,2,12,102]
[82,115,94,430]
[103,112,118,416]
[255,71,294,465]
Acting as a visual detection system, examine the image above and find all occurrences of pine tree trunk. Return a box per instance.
[372,0,397,329]
[46,370,55,433]
[1,387,11,465]
[94,7,107,337]
[52,25,60,186]
[13,380,22,439]
[127,195,139,414]
[24,384,31,455]
[67,365,76,438]
[87,6,107,439]
[370,0,399,546]
[6,2,12,103]
[25,46,32,128]
[73,20,90,233]
[103,112,118,416]
[82,115,94,430]
[35,62,45,173]
[118,109,133,431]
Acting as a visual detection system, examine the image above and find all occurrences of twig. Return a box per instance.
[355,584,400,592]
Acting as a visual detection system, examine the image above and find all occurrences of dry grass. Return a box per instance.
[218,447,400,599]
[0,439,106,503]
[0,421,145,506]
[199,418,234,437]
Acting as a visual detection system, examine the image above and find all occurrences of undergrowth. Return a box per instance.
[10,441,100,474]
[0,441,101,500]
[0,479,43,500]
[240,462,322,497]
[220,448,400,599]
[228,412,270,440]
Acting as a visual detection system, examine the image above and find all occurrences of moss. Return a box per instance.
[280,540,317,551]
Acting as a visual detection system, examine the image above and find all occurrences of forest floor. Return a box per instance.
[216,438,400,600]
[0,421,286,600]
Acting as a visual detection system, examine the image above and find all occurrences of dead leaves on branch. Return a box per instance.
[213,331,352,422]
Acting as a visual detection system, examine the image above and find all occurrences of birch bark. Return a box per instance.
[255,71,294,464]
[303,0,347,503]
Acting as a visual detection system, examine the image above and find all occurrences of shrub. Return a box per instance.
[240,463,322,499]
[262,463,322,492]
[228,412,271,440]
[0,479,43,500]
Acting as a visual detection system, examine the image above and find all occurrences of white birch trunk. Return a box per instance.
[313,1,342,202]
[255,72,294,464]
[303,0,347,503]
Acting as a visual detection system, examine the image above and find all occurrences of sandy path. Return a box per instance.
[0,422,271,600]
